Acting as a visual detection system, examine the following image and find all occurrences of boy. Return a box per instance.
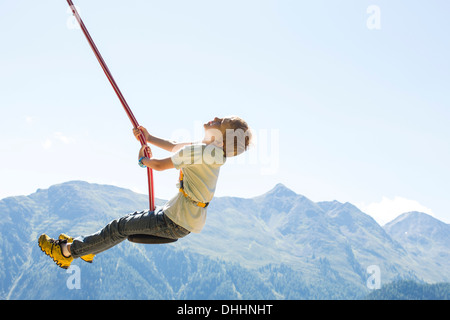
[38,116,252,269]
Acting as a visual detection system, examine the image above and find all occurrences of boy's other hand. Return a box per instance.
[133,127,140,140]
[133,126,150,141]
[139,144,152,159]
[133,126,143,141]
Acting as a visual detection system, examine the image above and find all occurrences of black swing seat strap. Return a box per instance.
[127,235,178,244]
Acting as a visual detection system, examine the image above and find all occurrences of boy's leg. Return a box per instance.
[69,209,189,258]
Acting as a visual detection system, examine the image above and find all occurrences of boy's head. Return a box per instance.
[204,116,252,157]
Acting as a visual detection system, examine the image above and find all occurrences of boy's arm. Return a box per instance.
[141,157,174,171]
[134,126,191,153]
[139,145,174,171]
[147,133,191,153]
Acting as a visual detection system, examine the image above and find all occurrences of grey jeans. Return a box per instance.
[70,208,190,259]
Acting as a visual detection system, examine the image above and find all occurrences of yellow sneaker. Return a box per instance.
[59,233,95,263]
[38,234,73,269]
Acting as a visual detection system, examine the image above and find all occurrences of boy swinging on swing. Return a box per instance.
[38,116,252,269]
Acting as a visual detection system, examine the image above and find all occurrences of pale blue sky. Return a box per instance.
[1,1,449,224]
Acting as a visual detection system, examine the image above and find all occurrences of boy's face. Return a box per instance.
[203,117,233,133]
[203,116,250,155]
[203,116,234,145]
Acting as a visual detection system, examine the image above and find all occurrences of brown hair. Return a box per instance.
[222,117,252,157]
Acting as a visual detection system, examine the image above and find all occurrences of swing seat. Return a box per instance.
[127,234,178,244]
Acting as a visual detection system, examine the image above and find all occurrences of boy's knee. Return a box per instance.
[116,211,143,237]
[105,218,127,240]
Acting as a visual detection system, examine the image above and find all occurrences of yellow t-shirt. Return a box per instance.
[163,143,226,233]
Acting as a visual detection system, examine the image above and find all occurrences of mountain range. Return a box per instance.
[0,181,448,299]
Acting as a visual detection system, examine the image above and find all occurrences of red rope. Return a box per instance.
[66,0,155,211]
